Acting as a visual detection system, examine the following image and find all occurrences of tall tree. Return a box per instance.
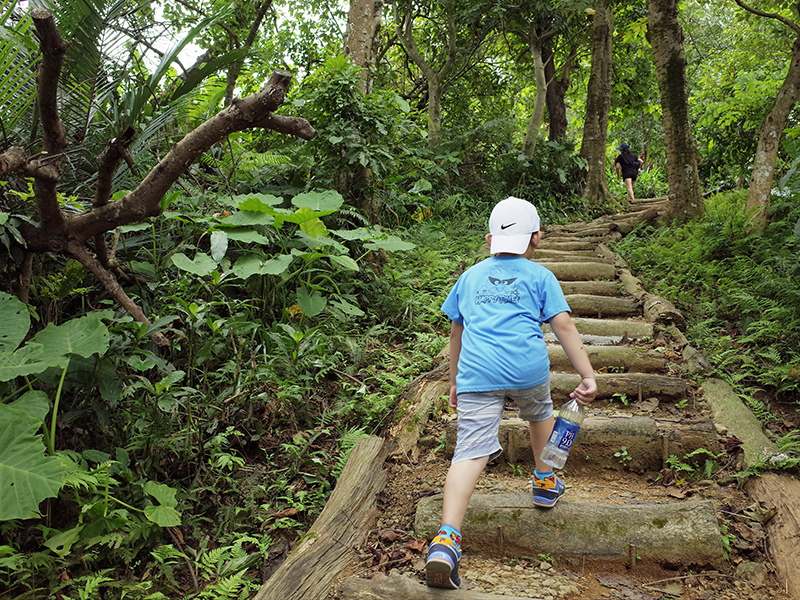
[647,0,703,221]
[543,40,576,142]
[735,0,800,225]
[394,0,457,146]
[345,0,385,93]
[579,0,614,205]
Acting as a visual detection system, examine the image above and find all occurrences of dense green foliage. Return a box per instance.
[615,187,800,401]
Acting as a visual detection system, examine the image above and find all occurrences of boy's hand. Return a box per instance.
[570,376,597,406]
[449,384,458,410]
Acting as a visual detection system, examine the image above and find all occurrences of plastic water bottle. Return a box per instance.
[540,399,586,469]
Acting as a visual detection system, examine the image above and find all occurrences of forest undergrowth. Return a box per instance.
[1,186,799,598]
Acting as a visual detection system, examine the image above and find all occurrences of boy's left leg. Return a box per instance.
[426,456,488,589]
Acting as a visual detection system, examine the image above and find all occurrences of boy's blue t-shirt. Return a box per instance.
[441,255,570,393]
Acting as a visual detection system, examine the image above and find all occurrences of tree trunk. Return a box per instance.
[743,33,800,224]
[744,474,800,598]
[523,33,547,157]
[395,3,456,147]
[579,0,614,206]
[543,42,570,142]
[647,0,703,222]
[344,0,384,94]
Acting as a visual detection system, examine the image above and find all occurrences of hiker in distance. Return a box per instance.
[425,196,598,589]
[614,142,645,202]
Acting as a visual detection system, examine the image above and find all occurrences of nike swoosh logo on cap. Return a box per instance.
[500,222,516,230]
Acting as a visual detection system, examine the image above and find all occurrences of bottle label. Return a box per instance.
[549,418,581,452]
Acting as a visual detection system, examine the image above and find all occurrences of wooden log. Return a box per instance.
[387,364,450,463]
[595,243,626,268]
[550,372,691,400]
[560,280,622,296]
[548,344,668,373]
[544,317,653,341]
[534,248,599,260]
[643,294,687,331]
[618,268,647,300]
[609,209,661,235]
[536,254,613,264]
[415,494,725,568]
[538,262,616,281]
[341,573,544,600]
[701,378,781,468]
[744,474,800,598]
[445,415,721,472]
[537,240,601,252]
[253,437,388,600]
[564,293,639,317]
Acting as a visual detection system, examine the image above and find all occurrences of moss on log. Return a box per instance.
[415,494,725,568]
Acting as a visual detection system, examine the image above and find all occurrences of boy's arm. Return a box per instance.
[448,321,464,409]
[548,312,597,405]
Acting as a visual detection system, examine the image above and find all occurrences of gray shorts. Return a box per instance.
[451,378,552,464]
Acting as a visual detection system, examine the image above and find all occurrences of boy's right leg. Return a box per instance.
[529,419,566,507]
[426,456,488,589]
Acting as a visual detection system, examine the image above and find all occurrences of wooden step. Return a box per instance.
[550,372,691,400]
[563,293,638,317]
[548,345,668,373]
[560,280,622,296]
[444,415,722,472]
[538,262,616,281]
[534,248,598,260]
[415,494,725,568]
[543,317,653,341]
[537,240,602,252]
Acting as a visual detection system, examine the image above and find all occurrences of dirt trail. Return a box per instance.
[335,198,795,600]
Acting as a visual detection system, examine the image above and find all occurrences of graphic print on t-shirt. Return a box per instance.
[476,266,521,305]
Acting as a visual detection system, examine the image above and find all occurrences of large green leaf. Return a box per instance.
[171,252,217,276]
[0,343,53,382]
[31,314,109,360]
[143,481,182,527]
[291,190,344,211]
[210,230,229,262]
[222,229,272,244]
[297,287,326,317]
[259,254,293,275]
[365,236,416,252]
[235,194,282,211]
[232,254,264,279]
[0,393,68,521]
[219,211,276,227]
[0,292,30,352]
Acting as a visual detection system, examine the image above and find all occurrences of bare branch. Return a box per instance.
[0,147,28,176]
[66,241,170,347]
[56,69,313,244]
[733,0,800,35]
[31,9,69,231]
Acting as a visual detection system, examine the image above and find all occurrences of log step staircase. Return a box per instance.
[253,198,800,600]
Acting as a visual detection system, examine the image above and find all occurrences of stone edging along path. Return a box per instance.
[252,198,800,600]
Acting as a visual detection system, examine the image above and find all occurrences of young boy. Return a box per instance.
[425,196,597,589]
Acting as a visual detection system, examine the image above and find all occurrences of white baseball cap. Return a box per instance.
[488,196,540,254]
